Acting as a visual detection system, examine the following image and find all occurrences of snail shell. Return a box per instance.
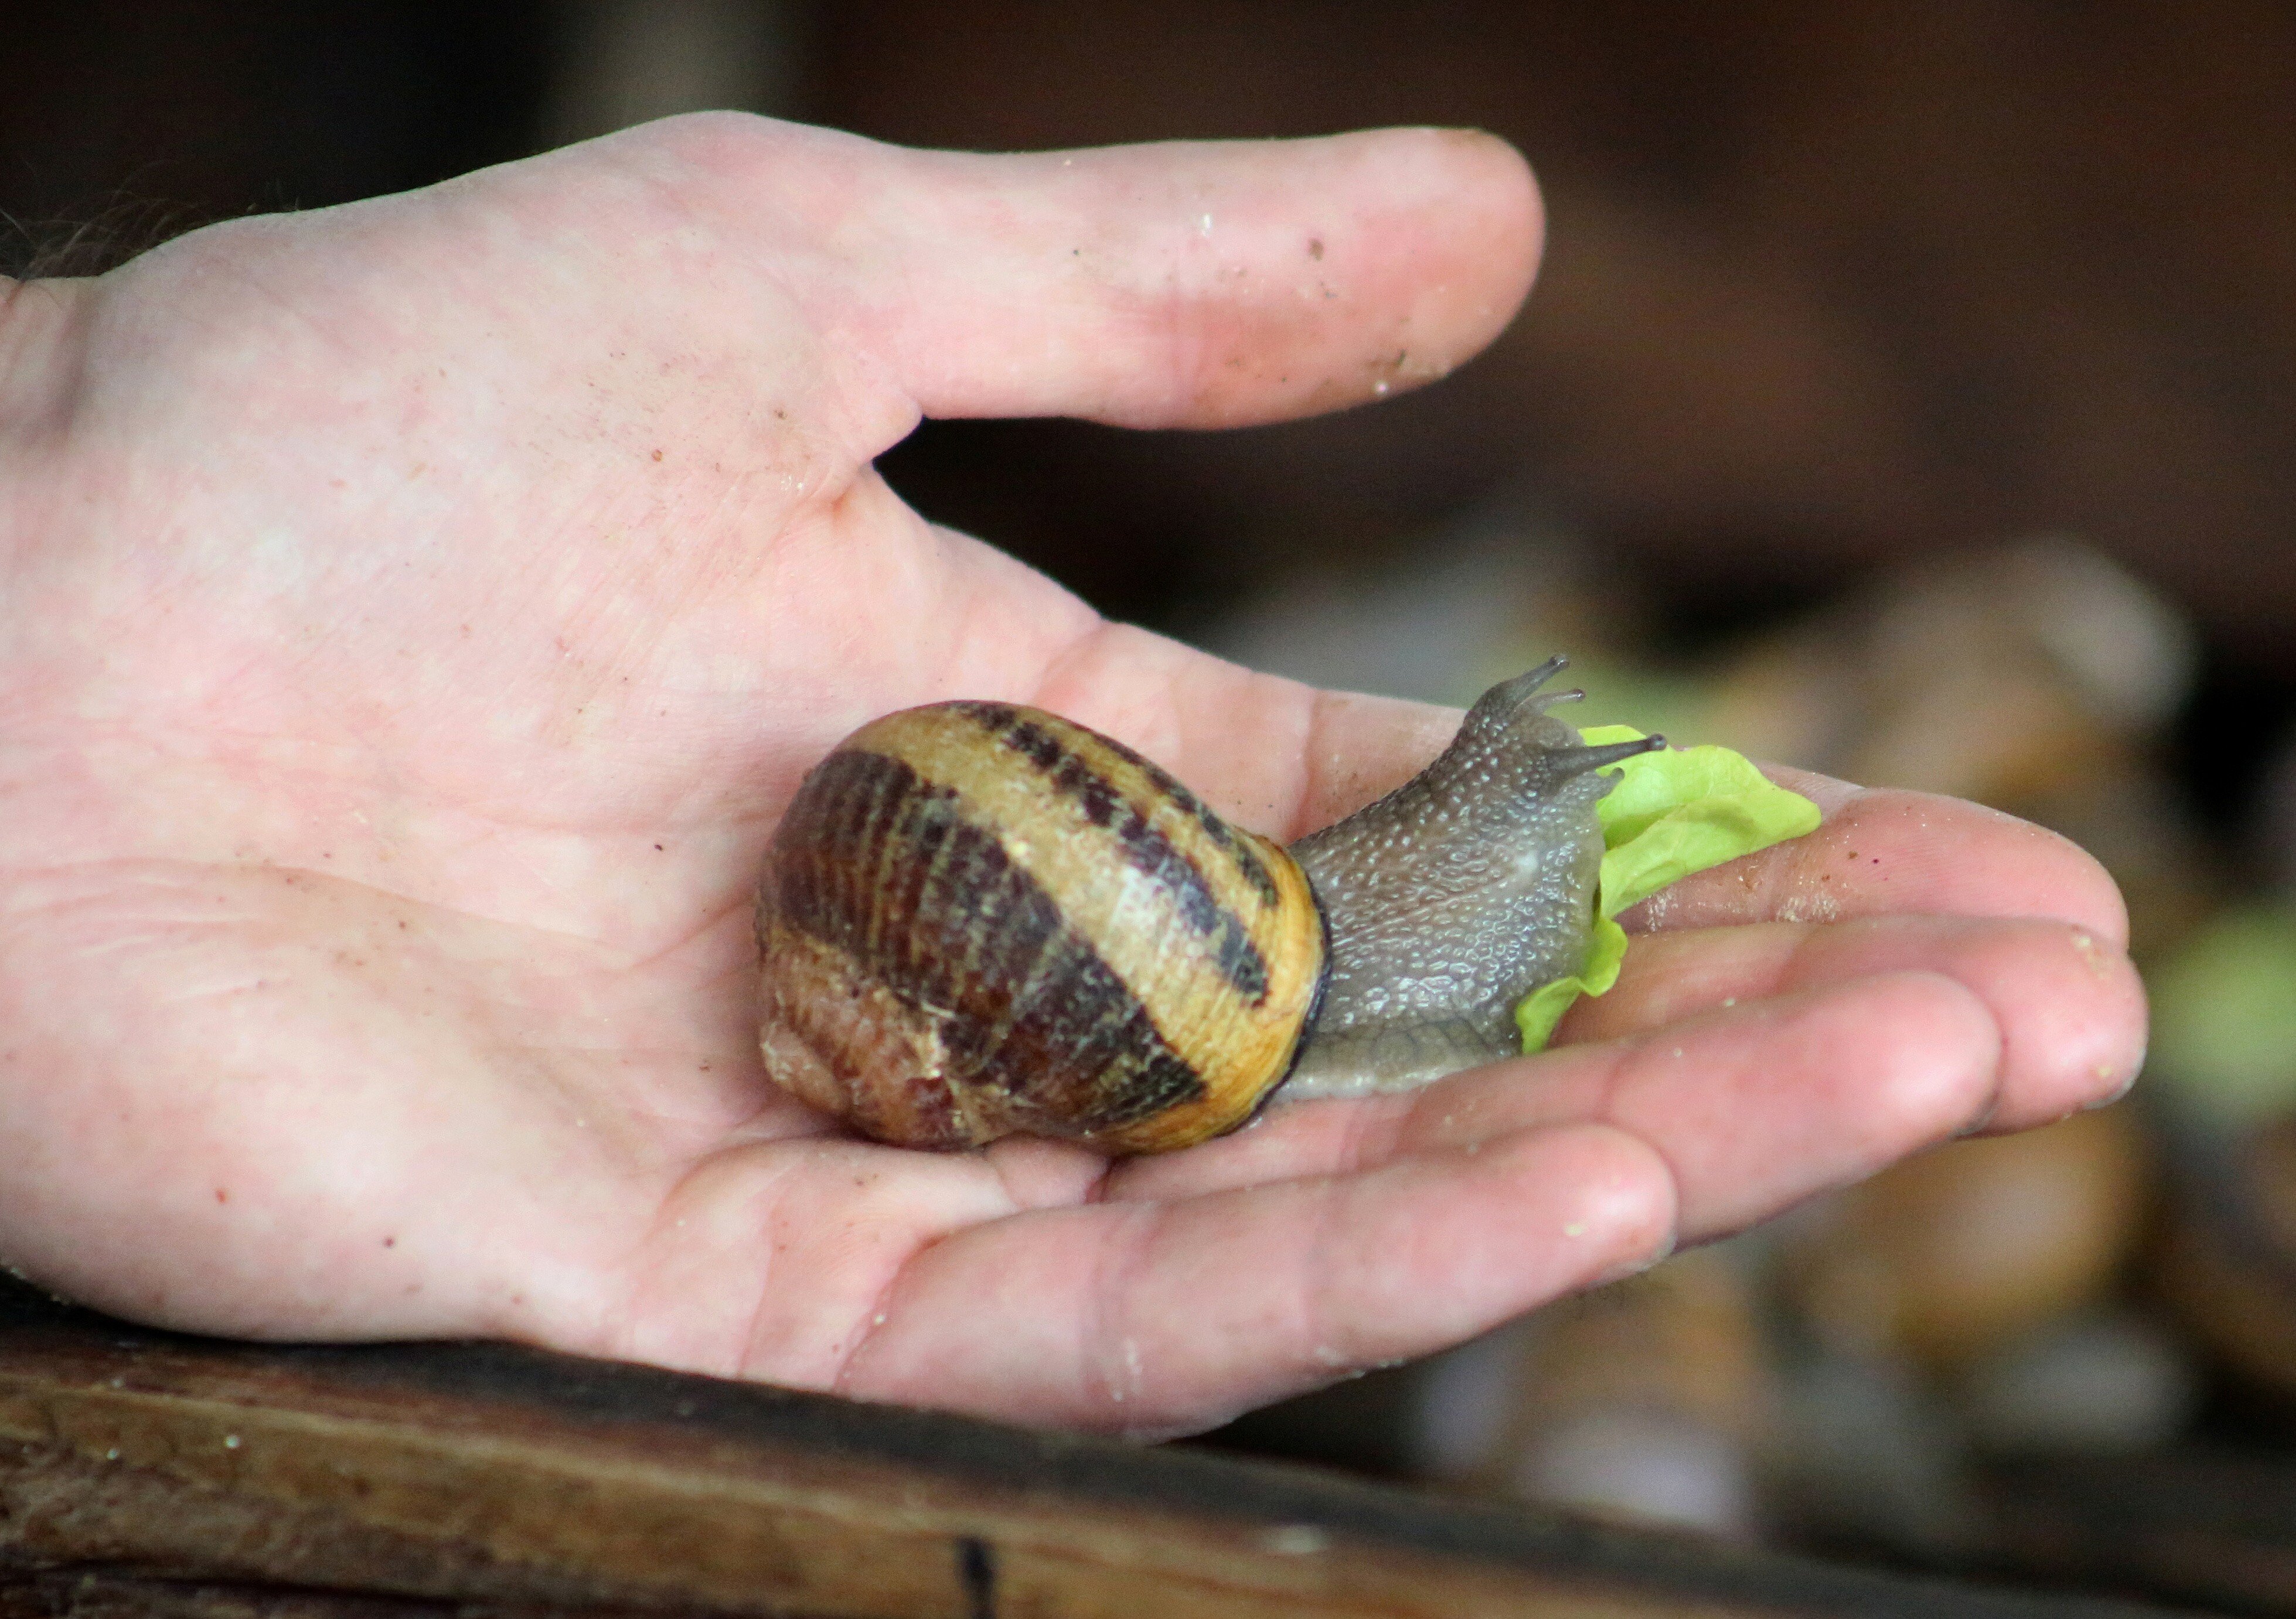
[755,660,1660,1154]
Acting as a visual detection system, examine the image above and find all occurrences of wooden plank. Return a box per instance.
[0,1280,2189,1619]
[0,1571,516,1619]
[1980,1447,2296,1615]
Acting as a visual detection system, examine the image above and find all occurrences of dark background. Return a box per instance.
[8,3,2292,696]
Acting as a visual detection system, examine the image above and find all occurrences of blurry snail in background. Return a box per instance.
[755,659,1663,1153]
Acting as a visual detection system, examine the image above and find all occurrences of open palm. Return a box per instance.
[0,116,2142,1437]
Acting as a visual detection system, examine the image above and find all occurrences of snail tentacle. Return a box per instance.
[1278,662,1664,1102]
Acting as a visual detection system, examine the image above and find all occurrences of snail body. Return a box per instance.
[755,660,1661,1154]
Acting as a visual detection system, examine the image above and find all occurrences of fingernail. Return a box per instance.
[1953,1102,2000,1138]
[1590,1232,1676,1289]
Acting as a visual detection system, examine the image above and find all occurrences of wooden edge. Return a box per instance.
[0,1569,621,1619]
[0,1281,2194,1619]
[1980,1447,2296,1614]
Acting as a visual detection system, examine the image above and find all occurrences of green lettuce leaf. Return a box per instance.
[1514,727,1821,1053]
[1513,915,1630,1053]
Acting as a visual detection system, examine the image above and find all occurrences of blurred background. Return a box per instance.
[9,2,2296,1610]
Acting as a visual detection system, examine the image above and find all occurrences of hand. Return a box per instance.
[0,115,2142,1438]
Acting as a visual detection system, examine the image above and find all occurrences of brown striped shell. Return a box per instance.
[755,663,1661,1154]
[754,700,1326,1153]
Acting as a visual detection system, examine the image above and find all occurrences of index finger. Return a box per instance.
[1013,628,2127,949]
[1629,768,2131,951]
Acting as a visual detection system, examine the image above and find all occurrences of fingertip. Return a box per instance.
[1976,925,2151,1132]
[1900,795,2133,952]
[1873,969,2008,1143]
[1439,127,1544,349]
[1569,909,2152,1153]
[1582,969,2005,1242]
[1653,780,2134,952]
[1525,1123,1679,1291]
[1343,127,1541,383]
[1679,968,2006,1156]
[794,125,1547,430]
[2052,831,2132,950]
[1285,126,1544,419]
[1083,125,1544,428]
[1343,1121,1679,1355]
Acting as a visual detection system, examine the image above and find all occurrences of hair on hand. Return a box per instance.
[2,194,213,279]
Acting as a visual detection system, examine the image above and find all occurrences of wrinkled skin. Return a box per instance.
[0,116,2144,1439]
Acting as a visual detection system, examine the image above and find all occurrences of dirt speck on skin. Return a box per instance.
[1776,887,1843,925]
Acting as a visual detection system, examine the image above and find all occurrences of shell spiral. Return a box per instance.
[754,701,1327,1153]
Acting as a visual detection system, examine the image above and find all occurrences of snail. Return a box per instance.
[755,659,1663,1154]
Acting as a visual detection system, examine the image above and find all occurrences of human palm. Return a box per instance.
[0,116,2141,1437]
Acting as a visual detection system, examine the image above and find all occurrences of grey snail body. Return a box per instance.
[754,659,1661,1154]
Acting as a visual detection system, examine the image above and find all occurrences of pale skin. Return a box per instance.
[0,115,2144,1440]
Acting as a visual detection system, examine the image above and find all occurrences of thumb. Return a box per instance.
[661,118,1542,431]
